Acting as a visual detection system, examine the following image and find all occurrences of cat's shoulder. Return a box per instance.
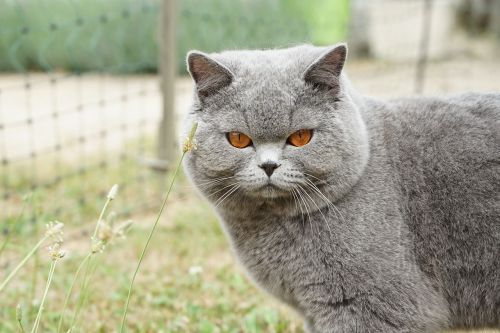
[385,92,500,119]
[366,92,499,153]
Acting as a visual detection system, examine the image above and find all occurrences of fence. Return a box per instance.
[0,0,168,229]
[1,0,499,230]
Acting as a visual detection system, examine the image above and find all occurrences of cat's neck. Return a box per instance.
[340,73,378,112]
[340,74,388,126]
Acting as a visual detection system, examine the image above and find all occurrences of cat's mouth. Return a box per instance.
[254,183,289,199]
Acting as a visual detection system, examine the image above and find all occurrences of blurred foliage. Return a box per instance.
[0,0,348,73]
[281,0,349,45]
[0,0,349,74]
[0,0,159,73]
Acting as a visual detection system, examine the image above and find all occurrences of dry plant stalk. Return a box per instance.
[31,242,66,333]
[57,185,132,333]
[119,122,198,332]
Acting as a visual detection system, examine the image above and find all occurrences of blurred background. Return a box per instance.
[0,0,499,331]
[1,0,500,225]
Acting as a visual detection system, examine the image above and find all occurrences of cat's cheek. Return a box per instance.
[284,139,337,176]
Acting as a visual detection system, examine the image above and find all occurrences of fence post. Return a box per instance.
[157,0,176,170]
[415,0,433,95]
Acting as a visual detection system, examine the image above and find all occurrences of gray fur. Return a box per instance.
[182,44,500,332]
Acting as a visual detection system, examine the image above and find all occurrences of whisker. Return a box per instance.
[212,185,237,207]
[295,185,317,239]
[196,175,236,187]
[303,172,326,182]
[304,178,347,225]
[214,185,240,208]
[205,182,240,199]
[291,188,306,231]
[300,183,334,241]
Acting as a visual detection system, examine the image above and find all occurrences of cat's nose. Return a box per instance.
[259,161,280,177]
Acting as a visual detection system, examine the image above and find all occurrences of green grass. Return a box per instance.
[0,141,303,332]
[0,0,350,74]
[0,180,303,332]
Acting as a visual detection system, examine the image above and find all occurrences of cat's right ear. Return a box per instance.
[186,51,234,100]
[303,44,347,94]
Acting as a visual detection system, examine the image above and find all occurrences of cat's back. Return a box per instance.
[377,92,500,327]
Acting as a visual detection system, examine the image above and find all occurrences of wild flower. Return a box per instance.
[92,219,133,254]
[182,122,198,153]
[45,221,64,243]
[0,221,65,293]
[48,242,66,262]
[188,265,203,276]
[107,184,119,201]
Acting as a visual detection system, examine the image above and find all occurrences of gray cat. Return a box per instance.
[181,44,500,332]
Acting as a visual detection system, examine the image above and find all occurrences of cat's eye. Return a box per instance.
[227,131,252,148]
[287,129,312,147]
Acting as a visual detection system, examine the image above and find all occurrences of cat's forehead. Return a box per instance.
[202,45,330,139]
[211,45,326,79]
[238,81,296,139]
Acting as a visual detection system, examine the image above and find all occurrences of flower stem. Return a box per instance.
[56,253,91,333]
[119,153,186,332]
[93,196,112,239]
[60,185,116,331]
[68,255,95,330]
[31,260,57,333]
[16,304,26,333]
[0,235,48,293]
[18,319,26,333]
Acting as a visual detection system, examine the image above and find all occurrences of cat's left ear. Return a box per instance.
[186,51,234,100]
[303,44,347,92]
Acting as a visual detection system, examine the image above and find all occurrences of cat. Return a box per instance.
[181,44,500,333]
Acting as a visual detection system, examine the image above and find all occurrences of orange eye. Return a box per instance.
[287,129,312,147]
[227,131,252,148]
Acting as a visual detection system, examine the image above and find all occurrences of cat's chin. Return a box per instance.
[247,184,291,200]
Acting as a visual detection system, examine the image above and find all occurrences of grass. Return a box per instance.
[0,180,303,332]
[0,129,303,332]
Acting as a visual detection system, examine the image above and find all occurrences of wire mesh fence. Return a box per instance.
[0,0,166,230]
[0,0,499,232]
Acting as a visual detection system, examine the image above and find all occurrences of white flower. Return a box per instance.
[92,219,133,253]
[45,221,64,242]
[48,242,66,261]
[107,184,119,200]
[188,265,203,275]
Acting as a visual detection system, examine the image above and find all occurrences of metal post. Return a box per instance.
[156,0,176,171]
[415,0,433,95]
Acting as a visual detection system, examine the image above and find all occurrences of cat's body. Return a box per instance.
[182,44,500,332]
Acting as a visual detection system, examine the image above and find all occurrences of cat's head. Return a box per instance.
[182,44,369,213]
